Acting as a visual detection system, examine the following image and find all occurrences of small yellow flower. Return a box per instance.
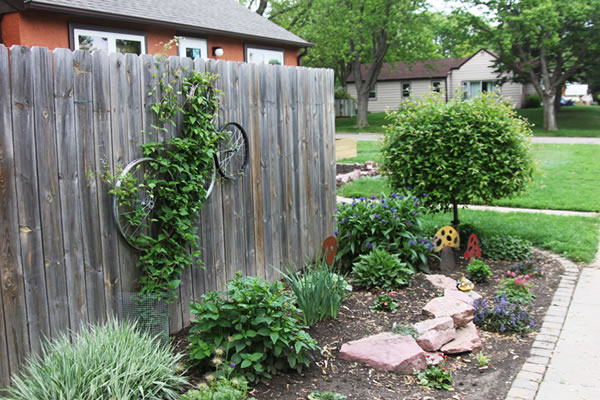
[228,336,234,342]
[214,347,224,356]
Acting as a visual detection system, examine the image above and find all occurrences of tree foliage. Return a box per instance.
[380,93,534,225]
[460,0,600,130]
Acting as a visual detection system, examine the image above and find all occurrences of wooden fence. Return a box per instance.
[0,45,336,386]
[335,98,355,117]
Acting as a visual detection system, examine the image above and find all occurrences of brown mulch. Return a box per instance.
[173,249,564,400]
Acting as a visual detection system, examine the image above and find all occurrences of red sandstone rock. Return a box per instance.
[422,296,474,328]
[339,332,427,374]
[425,274,459,291]
[441,322,482,354]
[444,288,482,306]
[414,317,456,352]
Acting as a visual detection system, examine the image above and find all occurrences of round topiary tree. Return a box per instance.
[381,92,534,226]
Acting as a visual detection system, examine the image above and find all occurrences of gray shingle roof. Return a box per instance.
[23,0,310,47]
[347,57,469,83]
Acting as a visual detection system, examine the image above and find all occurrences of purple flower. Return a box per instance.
[359,196,366,201]
[391,208,397,213]
[382,220,388,224]
[365,242,373,249]
[342,217,349,224]
[382,204,389,209]
[334,230,339,236]
[406,221,414,227]
[231,363,236,368]
[373,214,380,219]
[408,240,416,246]
[423,193,428,197]
[410,211,418,217]
[407,186,412,190]
[370,195,377,200]
[393,215,399,220]
[399,195,406,199]
[391,193,398,198]
[353,212,359,217]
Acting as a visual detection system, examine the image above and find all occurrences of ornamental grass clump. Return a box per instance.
[188,273,319,383]
[1,319,187,400]
[335,192,435,272]
[279,260,352,326]
[474,295,534,336]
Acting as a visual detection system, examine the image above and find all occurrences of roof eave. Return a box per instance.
[23,1,313,48]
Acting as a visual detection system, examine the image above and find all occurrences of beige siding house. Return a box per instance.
[347,50,532,111]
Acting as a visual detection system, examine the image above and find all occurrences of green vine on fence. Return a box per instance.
[107,49,224,299]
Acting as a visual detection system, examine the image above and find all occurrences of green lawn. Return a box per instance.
[338,140,383,164]
[336,106,600,137]
[516,106,600,137]
[338,143,600,212]
[421,209,600,264]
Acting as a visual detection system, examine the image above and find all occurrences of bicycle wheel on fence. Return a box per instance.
[113,157,159,250]
[215,122,249,180]
[202,160,217,200]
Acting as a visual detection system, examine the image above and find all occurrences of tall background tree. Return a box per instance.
[461,0,600,131]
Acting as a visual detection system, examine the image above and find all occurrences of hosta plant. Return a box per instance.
[351,248,414,291]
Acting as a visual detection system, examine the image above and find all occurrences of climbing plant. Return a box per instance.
[108,55,224,299]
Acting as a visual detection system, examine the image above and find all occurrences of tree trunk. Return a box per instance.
[554,85,563,113]
[542,94,558,131]
[451,199,459,228]
[356,94,369,128]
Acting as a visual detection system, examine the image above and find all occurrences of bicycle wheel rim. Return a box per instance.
[113,157,158,250]
[215,122,249,180]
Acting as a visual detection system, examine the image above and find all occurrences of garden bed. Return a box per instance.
[173,249,563,399]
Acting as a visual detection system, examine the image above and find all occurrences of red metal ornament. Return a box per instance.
[463,233,482,259]
[322,236,338,266]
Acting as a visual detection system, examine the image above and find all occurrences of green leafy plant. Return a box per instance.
[392,323,418,338]
[278,260,351,326]
[1,319,187,400]
[416,354,453,390]
[335,192,436,273]
[308,391,348,400]
[496,271,535,304]
[474,295,534,335]
[381,92,534,226]
[466,259,492,283]
[457,223,483,252]
[481,235,533,261]
[473,352,490,368]
[182,377,251,400]
[351,248,414,291]
[334,87,355,101]
[188,273,319,383]
[523,94,542,108]
[369,292,399,312]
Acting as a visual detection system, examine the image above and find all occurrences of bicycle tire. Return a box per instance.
[203,161,216,200]
[215,122,249,180]
[113,157,158,250]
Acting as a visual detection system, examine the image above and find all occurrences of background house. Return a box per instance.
[347,50,529,111]
[0,0,310,65]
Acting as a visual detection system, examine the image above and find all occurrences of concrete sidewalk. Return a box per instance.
[336,133,600,145]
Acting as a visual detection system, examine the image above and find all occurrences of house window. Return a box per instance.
[402,82,411,98]
[73,28,146,55]
[369,85,377,99]
[432,81,442,93]
[178,37,208,60]
[246,46,285,65]
[462,80,500,99]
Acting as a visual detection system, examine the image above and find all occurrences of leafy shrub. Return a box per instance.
[188,274,319,383]
[466,259,492,283]
[381,92,533,225]
[523,94,542,108]
[334,87,355,101]
[416,354,453,390]
[182,377,251,400]
[279,260,351,326]
[336,192,435,272]
[496,271,535,304]
[370,292,399,312]
[481,235,532,261]
[2,319,186,400]
[351,249,414,291]
[474,295,534,335]
[308,392,348,400]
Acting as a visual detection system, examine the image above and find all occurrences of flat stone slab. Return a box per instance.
[339,332,426,374]
[414,317,456,352]
[425,274,458,291]
[444,288,482,306]
[423,296,475,328]
[441,322,482,354]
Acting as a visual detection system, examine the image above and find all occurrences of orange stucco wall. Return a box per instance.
[1,10,301,65]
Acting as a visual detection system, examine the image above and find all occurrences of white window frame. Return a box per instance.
[178,37,208,60]
[462,80,501,99]
[402,82,411,98]
[245,45,285,65]
[73,27,146,55]
[368,85,377,100]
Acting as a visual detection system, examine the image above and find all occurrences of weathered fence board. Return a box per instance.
[0,45,335,385]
